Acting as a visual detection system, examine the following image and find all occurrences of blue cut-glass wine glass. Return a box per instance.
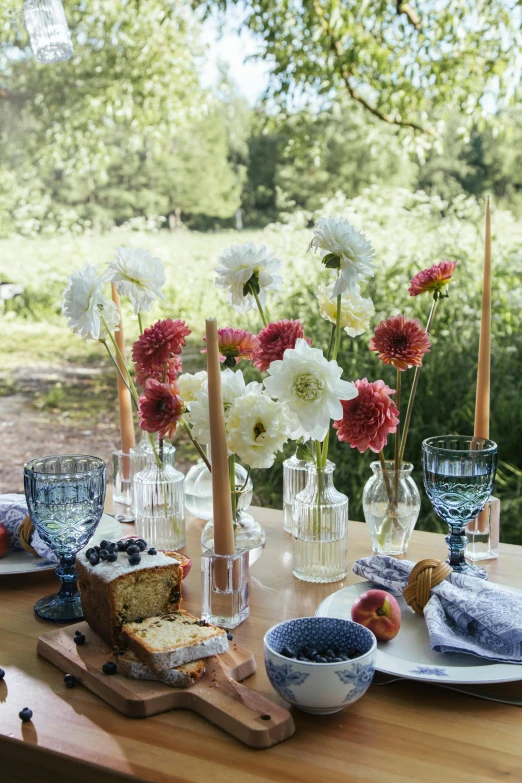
[24,455,106,621]
[422,435,497,580]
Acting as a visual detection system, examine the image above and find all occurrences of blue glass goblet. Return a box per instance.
[422,435,497,580]
[24,455,106,621]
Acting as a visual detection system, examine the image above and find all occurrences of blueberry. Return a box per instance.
[108,542,118,551]
[99,540,110,550]
[94,545,101,553]
[127,544,140,555]
[136,539,147,551]
[147,547,157,556]
[102,661,117,675]
[106,552,118,563]
[307,649,317,659]
[227,632,233,641]
[74,633,86,645]
[85,548,95,558]
[19,707,32,722]
[326,649,335,658]
[64,674,77,688]
[0,668,4,680]
[297,656,310,662]
[124,538,136,549]
[128,554,141,565]
[98,549,109,560]
[281,646,295,658]
[88,554,99,566]
[116,540,127,552]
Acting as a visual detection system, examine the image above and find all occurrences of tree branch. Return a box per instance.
[311,0,435,136]
[397,1,421,31]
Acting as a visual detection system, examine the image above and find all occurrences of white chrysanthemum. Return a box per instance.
[106,246,166,314]
[62,264,120,341]
[215,242,283,313]
[178,371,208,411]
[310,216,376,297]
[317,282,374,337]
[263,338,358,441]
[227,393,289,469]
[189,368,263,446]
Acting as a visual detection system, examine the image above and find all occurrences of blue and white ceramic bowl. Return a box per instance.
[264,617,377,714]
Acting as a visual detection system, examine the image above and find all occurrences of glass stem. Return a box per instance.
[56,556,79,602]
[447,521,468,570]
[398,298,438,466]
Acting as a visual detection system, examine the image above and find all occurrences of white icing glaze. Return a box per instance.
[78,545,180,583]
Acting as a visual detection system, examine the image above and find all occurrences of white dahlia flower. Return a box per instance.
[107,246,166,314]
[215,242,282,313]
[227,393,289,469]
[317,282,374,337]
[62,264,120,341]
[263,338,358,441]
[310,216,376,297]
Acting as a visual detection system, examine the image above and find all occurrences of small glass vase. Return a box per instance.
[282,450,308,534]
[362,461,421,556]
[133,462,185,550]
[130,435,175,515]
[185,447,252,521]
[292,461,349,583]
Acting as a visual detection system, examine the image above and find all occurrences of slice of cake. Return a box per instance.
[122,610,228,671]
[77,541,182,648]
[118,650,206,689]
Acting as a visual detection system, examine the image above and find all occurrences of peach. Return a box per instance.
[351,589,401,641]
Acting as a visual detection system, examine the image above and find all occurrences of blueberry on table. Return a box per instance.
[102,661,117,675]
[128,554,141,565]
[147,548,157,556]
[0,668,4,680]
[227,633,234,641]
[64,674,77,688]
[19,708,32,722]
[74,633,86,645]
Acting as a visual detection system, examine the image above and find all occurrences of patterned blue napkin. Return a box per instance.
[353,555,522,665]
[0,493,58,562]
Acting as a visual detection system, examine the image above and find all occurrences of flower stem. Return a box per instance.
[394,369,401,502]
[252,289,268,328]
[180,418,211,471]
[239,465,251,492]
[326,323,336,361]
[148,433,162,469]
[138,312,144,334]
[100,312,140,405]
[100,339,138,410]
[378,450,395,510]
[229,453,237,529]
[398,298,438,466]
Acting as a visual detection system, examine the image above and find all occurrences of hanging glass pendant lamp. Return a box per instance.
[23,0,73,63]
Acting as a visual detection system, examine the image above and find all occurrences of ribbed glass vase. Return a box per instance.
[130,437,175,515]
[292,461,349,583]
[282,451,308,534]
[133,463,185,550]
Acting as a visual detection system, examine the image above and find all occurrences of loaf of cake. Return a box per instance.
[122,610,228,671]
[118,650,206,688]
[77,539,183,648]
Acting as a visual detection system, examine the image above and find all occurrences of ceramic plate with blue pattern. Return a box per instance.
[316,581,522,685]
[0,514,122,575]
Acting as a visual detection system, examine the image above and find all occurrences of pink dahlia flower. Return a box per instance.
[408,260,457,298]
[254,320,311,372]
[370,314,430,371]
[135,355,182,387]
[202,327,259,368]
[334,378,399,453]
[132,318,191,370]
[138,379,183,439]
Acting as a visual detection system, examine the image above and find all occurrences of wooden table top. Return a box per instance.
[1,506,522,783]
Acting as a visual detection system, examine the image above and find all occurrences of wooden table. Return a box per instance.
[1,508,522,783]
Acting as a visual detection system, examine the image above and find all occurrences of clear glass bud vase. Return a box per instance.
[133,462,185,550]
[362,461,421,556]
[292,461,349,583]
[282,450,308,534]
[185,447,252,521]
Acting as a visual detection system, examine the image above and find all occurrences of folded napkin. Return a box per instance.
[353,555,522,665]
[0,494,58,562]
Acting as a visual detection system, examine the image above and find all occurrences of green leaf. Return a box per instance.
[296,442,315,462]
[322,253,341,269]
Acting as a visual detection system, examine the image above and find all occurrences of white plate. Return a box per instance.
[316,581,522,685]
[0,514,123,576]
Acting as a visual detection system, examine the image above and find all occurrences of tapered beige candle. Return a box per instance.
[206,318,235,558]
[111,284,135,478]
[474,196,491,440]
[473,197,492,534]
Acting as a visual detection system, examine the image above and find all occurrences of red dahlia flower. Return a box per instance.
[135,355,182,387]
[202,327,259,369]
[408,260,457,299]
[138,379,183,439]
[370,315,430,371]
[254,320,311,372]
[132,318,191,373]
[334,378,399,453]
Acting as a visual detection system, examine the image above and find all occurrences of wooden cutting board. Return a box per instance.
[37,622,295,749]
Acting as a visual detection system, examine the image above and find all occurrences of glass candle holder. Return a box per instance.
[112,450,132,507]
[201,547,249,629]
[465,495,500,562]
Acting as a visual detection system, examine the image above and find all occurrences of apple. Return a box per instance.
[0,523,9,558]
[351,589,401,641]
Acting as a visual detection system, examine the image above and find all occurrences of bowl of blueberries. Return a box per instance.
[264,616,377,714]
